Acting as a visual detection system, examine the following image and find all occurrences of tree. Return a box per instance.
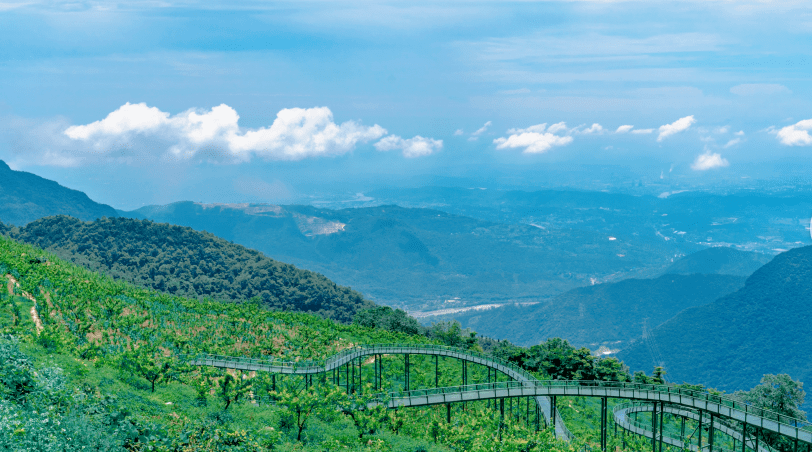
[336,383,391,440]
[121,346,172,393]
[218,371,251,411]
[271,377,344,441]
[735,374,807,420]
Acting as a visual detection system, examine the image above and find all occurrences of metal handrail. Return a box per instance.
[190,344,812,443]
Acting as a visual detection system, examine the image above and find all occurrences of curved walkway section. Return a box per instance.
[614,403,776,452]
[191,344,571,440]
[367,379,812,446]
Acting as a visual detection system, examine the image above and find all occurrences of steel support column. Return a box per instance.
[435,355,439,388]
[600,398,607,451]
[404,354,410,392]
[709,413,715,452]
[659,402,664,452]
[552,395,557,439]
[447,403,451,423]
[652,402,658,452]
[699,410,704,451]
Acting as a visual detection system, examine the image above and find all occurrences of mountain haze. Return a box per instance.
[662,247,772,277]
[0,160,118,226]
[126,201,691,310]
[619,245,812,397]
[446,273,745,349]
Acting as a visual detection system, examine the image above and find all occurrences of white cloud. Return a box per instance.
[715,126,729,134]
[546,122,569,134]
[691,152,729,171]
[730,84,791,96]
[631,128,654,134]
[735,130,745,136]
[579,123,605,134]
[774,119,812,146]
[60,102,398,164]
[657,115,696,142]
[453,129,464,136]
[723,138,742,148]
[374,135,442,158]
[493,123,573,154]
[615,125,634,133]
[472,121,492,136]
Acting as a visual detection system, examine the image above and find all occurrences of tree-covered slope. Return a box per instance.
[618,245,812,397]
[446,273,745,349]
[126,201,693,310]
[662,247,772,277]
[0,234,618,451]
[11,215,374,323]
[0,159,118,226]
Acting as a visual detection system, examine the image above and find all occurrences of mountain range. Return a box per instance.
[619,245,812,399]
[124,201,692,311]
[0,160,118,225]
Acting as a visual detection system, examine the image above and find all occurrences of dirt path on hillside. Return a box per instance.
[5,274,44,335]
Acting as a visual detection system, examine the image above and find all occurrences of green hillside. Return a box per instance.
[662,247,772,277]
[445,273,745,349]
[0,233,636,451]
[9,215,374,323]
[618,245,812,404]
[127,201,693,311]
[0,160,118,226]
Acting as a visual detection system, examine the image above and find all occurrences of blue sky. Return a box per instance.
[1,1,811,209]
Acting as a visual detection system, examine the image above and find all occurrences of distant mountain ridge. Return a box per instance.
[12,215,374,323]
[0,160,118,225]
[662,247,772,277]
[618,245,812,399]
[442,273,745,349]
[125,200,691,310]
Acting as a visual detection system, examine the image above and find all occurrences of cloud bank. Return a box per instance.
[691,152,729,171]
[374,135,443,158]
[658,115,695,141]
[774,119,812,146]
[493,123,573,154]
[56,102,439,165]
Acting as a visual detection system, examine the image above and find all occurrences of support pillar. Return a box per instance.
[698,411,704,452]
[659,402,664,452]
[447,403,451,423]
[552,395,557,439]
[499,398,505,442]
[435,355,439,388]
[535,400,541,432]
[652,402,658,452]
[404,354,410,392]
[272,374,276,392]
[681,417,686,443]
[709,413,715,452]
[600,397,608,452]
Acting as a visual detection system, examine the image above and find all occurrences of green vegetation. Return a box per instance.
[619,245,812,411]
[447,273,745,348]
[0,159,119,226]
[0,233,599,451]
[10,215,374,323]
[128,201,691,311]
[662,247,772,277]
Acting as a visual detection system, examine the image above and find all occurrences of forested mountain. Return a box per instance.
[444,273,745,349]
[11,215,374,323]
[662,247,772,277]
[0,159,118,225]
[0,233,638,451]
[126,201,693,311]
[365,186,812,256]
[619,245,812,400]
